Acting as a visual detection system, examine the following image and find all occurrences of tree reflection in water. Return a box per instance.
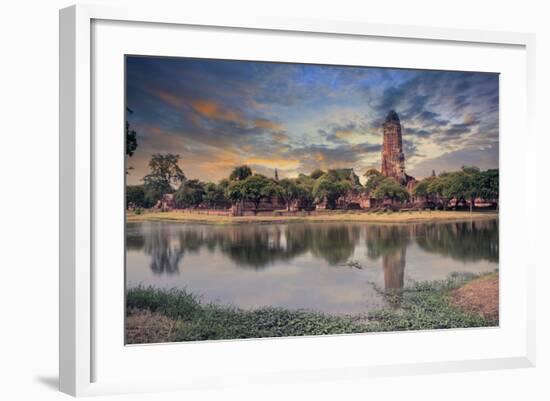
[143,227,185,274]
[127,220,498,282]
[127,225,205,274]
[218,226,308,269]
[415,220,499,263]
[212,224,361,268]
[309,225,360,265]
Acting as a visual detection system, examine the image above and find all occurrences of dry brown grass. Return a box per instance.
[451,273,499,323]
[126,308,182,344]
[127,210,498,225]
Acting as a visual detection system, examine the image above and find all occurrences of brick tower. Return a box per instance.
[381,110,407,184]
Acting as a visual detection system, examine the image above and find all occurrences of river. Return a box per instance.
[126,219,498,314]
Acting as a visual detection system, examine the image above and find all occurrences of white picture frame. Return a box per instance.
[59,4,536,397]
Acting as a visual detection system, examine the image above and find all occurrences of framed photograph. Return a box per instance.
[59,4,536,396]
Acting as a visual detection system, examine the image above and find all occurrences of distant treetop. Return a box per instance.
[229,165,252,181]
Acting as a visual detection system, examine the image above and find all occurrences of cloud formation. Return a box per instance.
[126,56,499,184]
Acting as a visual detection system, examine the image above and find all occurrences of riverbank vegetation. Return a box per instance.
[126,271,498,344]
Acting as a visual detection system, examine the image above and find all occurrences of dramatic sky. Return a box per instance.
[125,56,499,185]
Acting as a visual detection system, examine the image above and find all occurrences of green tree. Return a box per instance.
[126,121,138,157]
[310,169,326,180]
[142,154,186,204]
[239,174,277,214]
[218,178,230,190]
[203,182,229,208]
[477,169,499,208]
[225,180,244,205]
[364,168,385,194]
[295,174,316,210]
[372,178,410,203]
[327,168,357,183]
[427,174,454,210]
[313,175,352,209]
[443,173,467,206]
[125,107,138,175]
[461,165,481,175]
[444,167,482,212]
[278,178,299,211]
[412,176,435,198]
[174,179,205,208]
[229,165,252,181]
[126,185,149,208]
[296,173,315,188]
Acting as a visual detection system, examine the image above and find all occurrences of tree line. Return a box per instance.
[363,166,499,211]
[411,166,499,211]
[126,153,499,212]
[126,154,362,212]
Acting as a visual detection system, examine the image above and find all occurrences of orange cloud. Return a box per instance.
[151,90,241,123]
[153,90,185,108]
[151,89,284,132]
[255,119,283,130]
[190,100,245,125]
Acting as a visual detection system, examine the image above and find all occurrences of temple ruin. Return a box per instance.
[380,110,416,189]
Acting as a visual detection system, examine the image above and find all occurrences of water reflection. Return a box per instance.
[415,220,499,262]
[309,225,360,265]
[127,219,498,286]
[218,226,307,269]
[127,223,365,272]
[126,220,498,313]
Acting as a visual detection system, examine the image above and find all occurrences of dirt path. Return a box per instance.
[451,273,499,323]
[126,309,180,344]
[127,210,499,225]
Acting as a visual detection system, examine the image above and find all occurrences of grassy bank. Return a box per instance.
[368,272,497,332]
[126,272,498,344]
[126,210,498,225]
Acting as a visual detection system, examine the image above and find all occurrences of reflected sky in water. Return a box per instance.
[126,220,498,314]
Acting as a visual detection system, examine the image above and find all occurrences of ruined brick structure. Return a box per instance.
[380,110,417,189]
[381,110,407,183]
[154,193,175,211]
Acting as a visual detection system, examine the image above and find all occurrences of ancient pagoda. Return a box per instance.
[380,110,416,188]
